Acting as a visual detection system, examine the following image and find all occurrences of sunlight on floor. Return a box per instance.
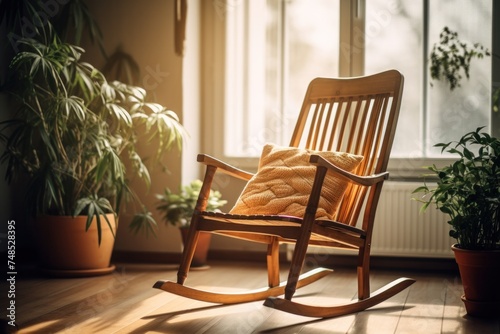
[21,319,60,333]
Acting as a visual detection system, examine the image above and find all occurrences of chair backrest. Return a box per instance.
[289,70,404,229]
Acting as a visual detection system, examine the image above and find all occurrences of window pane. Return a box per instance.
[365,0,423,158]
[281,0,340,144]
[365,0,492,159]
[427,0,492,157]
[224,0,340,157]
[223,0,268,157]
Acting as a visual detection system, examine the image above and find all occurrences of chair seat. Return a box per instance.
[199,211,366,248]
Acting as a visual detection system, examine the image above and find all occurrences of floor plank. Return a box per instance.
[13,261,500,334]
[394,272,451,333]
[346,271,411,334]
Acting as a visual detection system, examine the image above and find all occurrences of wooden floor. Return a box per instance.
[12,261,500,334]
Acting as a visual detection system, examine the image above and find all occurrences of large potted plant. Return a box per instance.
[418,26,500,317]
[0,14,185,274]
[156,179,227,268]
[414,127,500,317]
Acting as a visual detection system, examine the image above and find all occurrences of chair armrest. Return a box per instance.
[197,154,254,181]
[309,154,389,186]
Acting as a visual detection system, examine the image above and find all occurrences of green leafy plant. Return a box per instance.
[413,127,500,250]
[429,26,490,91]
[0,33,185,243]
[156,180,227,228]
[0,0,187,244]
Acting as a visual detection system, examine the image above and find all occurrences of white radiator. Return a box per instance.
[294,181,455,259]
[371,181,454,258]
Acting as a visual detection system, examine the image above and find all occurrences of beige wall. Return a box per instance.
[83,0,191,253]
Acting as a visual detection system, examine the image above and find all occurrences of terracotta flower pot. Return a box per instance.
[35,214,117,276]
[452,244,500,318]
[179,228,212,269]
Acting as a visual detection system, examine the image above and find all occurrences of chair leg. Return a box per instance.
[176,223,200,285]
[177,165,218,285]
[284,222,314,300]
[284,168,327,300]
[267,237,280,288]
[357,246,371,300]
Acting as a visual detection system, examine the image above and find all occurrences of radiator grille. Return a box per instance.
[372,181,454,258]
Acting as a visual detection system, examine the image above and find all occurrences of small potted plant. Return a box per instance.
[156,179,227,268]
[414,127,500,317]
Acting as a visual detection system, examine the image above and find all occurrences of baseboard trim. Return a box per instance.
[111,250,182,264]
[111,249,458,273]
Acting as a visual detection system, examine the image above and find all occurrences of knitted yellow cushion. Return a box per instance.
[229,144,364,219]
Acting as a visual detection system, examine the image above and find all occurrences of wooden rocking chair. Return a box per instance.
[154,69,415,318]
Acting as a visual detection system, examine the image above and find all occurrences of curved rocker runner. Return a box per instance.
[264,277,416,318]
[153,267,333,304]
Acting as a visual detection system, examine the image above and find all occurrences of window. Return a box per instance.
[365,0,492,159]
[203,0,495,176]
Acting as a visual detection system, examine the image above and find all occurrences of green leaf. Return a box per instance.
[74,196,115,245]
[129,209,158,237]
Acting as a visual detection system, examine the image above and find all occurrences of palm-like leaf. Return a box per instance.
[74,195,116,244]
[129,209,158,238]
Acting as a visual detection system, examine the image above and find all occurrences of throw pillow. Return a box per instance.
[229,144,363,219]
